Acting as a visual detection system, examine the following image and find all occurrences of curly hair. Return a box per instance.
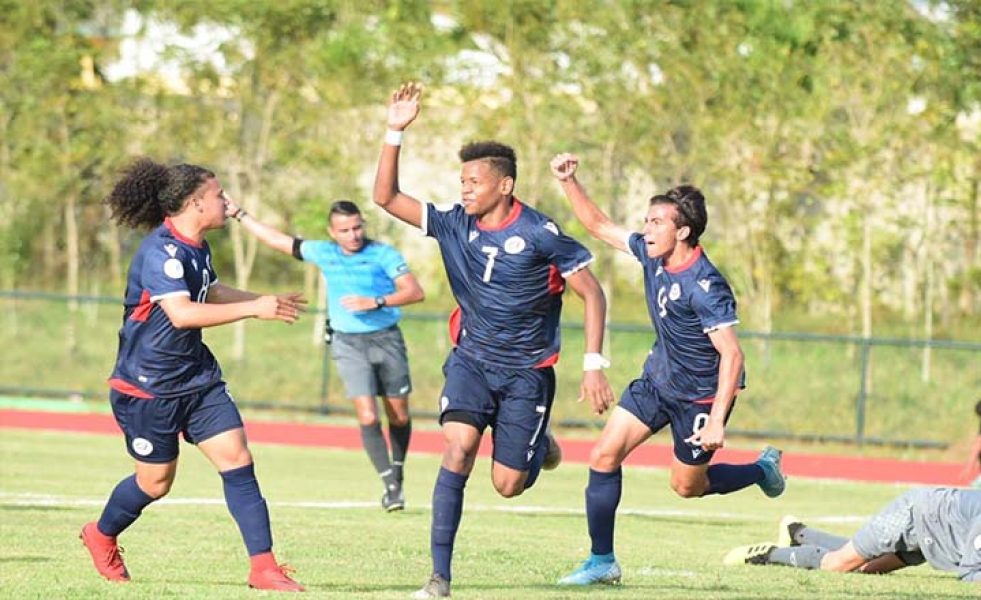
[458,140,517,181]
[649,185,707,246]
[106,158,215,229]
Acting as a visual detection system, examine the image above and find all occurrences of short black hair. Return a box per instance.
[650,185,707,246]
[328,199,361,219]
[458,141,517,181]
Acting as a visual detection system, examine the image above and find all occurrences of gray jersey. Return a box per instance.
[912,488,981,582]
[853,488,981,582]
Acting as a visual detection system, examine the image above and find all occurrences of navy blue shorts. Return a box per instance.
[437,350,555,472]
[110,381,244,463]
[618,377,735,466]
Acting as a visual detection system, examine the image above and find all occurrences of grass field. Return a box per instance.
[0,427,975,599]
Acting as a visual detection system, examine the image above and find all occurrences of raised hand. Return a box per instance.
[387,81,423,131]
[550,153,579,181]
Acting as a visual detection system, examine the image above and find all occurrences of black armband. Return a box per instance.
[291,237,304,261]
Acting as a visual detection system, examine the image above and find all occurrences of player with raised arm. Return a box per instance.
[224,197,424,511]
[80,158,305,591]
[374,84,616,599]
[549,153,786,586]
[724,487,981,583]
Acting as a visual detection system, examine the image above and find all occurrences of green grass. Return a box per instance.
[0,428,976,599]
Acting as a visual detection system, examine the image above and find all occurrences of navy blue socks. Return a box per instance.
[706,463,765,495]
[97,474,155,536]
[585,468,622,556]
[221,463,273,556]
[431,467,468,581]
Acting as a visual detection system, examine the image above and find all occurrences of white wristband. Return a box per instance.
[384,129,403,146]
[583,353,611,371]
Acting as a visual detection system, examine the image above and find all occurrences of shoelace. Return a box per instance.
[102,544,125,569]
[271,563,298,582]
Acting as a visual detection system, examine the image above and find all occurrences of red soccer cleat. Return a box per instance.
[248,553,305,592]
[79,522,130,582]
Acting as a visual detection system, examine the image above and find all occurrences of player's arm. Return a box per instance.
[373,82,424,228]
[223,195,294,256]
[564,268,616,415]
[340,272,425,312]
[550,153,632,253]
[855,553,907,574]
[694,326,744,451]
[159,290,305,328]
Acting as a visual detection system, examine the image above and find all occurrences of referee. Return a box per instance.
[227,197,424,511]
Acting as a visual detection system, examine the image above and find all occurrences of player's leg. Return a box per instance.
[81,391,181,582]
[374,326,413,505]
[667,398,782,497]
[192,384,303,591]
[558,380,658,586]
[414,352,492,598]
[416,417,483,599]
[488,366,556,497]
[334,332,402,507]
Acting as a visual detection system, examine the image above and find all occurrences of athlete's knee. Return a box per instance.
[136,473,174,499]
[493,476,525,498]
[355,409,379,426]
[442,441,475,473]
[820,549,861,572]
[589,444,623,471]
[669,479,706,498]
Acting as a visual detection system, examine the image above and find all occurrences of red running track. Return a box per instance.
[0,409,968,486]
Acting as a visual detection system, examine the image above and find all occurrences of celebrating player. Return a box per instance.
[550,153,786,586]
[374,83,616,599]
[724,487,981,582]
[225,197,424,511]
[80,158,305,591]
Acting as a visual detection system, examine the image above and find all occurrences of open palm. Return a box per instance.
[388,82,422,130]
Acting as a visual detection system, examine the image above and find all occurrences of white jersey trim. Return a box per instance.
[704,319,739,334]
[561,256,595,278]
[149,290,191,303]
[620,231,637,255]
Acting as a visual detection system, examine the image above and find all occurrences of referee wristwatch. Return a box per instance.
[374,296,387,309]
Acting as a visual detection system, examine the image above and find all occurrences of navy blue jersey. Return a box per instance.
[108,219,222,398]
[423,200,593,368]
[628,233,745,402]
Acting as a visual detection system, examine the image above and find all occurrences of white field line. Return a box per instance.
[0,491,868,524]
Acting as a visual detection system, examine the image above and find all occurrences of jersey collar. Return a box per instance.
[664,245,702,274]
[163,217,204,248]
[476,198,523,231]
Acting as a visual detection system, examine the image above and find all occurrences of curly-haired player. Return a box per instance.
[80,158,306,591]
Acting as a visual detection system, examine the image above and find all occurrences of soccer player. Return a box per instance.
[723,487,981,582]
[80,158,305,591]
[373,83,616,599]
[224,198,424,511]
[549,153,786,586]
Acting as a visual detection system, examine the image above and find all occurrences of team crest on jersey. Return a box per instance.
[131,437,154,456]
[164,243,178,257]
[164,258,184,279]
[698,278,711,293]
[668,283,681,300]
[543,221,559,235]
[504,236,526,254]
[468,231,479,243]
